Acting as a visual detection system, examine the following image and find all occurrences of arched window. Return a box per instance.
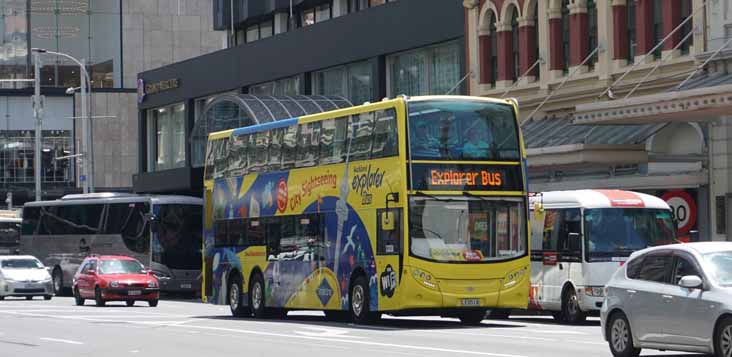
[627,0,636,63]
[587,0,598,70]
[511,9,520,80]
[490,17,497,85]
[479,11,498,86]
[561,0,570,72]
[652,0,664,58]
[680,0,692,54]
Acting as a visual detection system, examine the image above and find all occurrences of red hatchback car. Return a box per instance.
[72,255,159,307]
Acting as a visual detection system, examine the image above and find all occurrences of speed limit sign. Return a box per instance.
[661,190,697,235]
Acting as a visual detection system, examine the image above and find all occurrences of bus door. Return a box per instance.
[374,207,402,311]
[539,208,582,309]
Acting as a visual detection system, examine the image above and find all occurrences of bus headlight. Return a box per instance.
[412,268,438,290]
[584,286,605,297]
[503,266,528,288]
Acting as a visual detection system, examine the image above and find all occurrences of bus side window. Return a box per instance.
[213,137,230,180]
[542,210,560,251]
[372,108,398,159]
[252,130,271,172]
[281,125,299,169]
[349,111,374,161]
[269,128,284,170]
[377,208,401,255]
[204,139,217,181]
[230,134,249,176]
[22,206,41,235]
[319,118,348,165]
[296,122,321,168]
[543,209,581,259]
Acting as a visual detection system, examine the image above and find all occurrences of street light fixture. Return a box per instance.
[31,47,93,194]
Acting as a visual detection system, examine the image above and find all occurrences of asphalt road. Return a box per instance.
[0,297,707,357]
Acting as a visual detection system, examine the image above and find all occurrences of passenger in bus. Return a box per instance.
[588,210,644,252]
[462,124,492,159]
[412,121,440,157]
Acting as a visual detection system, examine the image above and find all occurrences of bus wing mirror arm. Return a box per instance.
[385,192,399,211]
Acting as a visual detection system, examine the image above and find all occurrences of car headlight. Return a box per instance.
[412,268,438,290]
[147,280,157,288]
[584,286,605,297]
[503,266,528,288]
[152,270,171,279]
[110,281,119,288]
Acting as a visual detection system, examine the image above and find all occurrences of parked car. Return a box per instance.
[0,255,53,300]
[72,255,159,307]
[601,242,732,357]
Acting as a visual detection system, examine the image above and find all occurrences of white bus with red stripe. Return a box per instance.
[526,190,675,323]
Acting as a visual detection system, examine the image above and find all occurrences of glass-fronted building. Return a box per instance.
[135,0,465,197]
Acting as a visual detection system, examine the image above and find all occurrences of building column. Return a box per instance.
[612,0,629,66]
[478,32,493,85]
[662,0,682,58]
[548,8,564,79]
[496,24,513,88]
[569,3,589,73]
[635,0,654,63]
[519,19,537,83]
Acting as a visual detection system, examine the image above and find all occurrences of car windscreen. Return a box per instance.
[1,259,43,269]
[584,208,675,262]
[703,251,732,286]
[98,259,144,274]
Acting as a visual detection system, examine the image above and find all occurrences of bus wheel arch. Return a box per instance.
[560,282,586,324]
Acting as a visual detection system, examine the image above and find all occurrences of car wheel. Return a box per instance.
[350,275,378,324]
[94,287,105,307]
[249,273,268,319]
[73,287,84,306]
[459,309,487,325]
[52,268,64,296]
[228,274,250,317]
[561,288,586,324]
[25,296,32,300]
[0,296,4,301]
[608,312,641,357]
[43,295,52,301]
[148,299,158,307]
[715,317,732,357]
[126,300,135,307]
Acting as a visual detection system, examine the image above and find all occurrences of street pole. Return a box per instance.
[33,52,42,201]
[80,58,89,194]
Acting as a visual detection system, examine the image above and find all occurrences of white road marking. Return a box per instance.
[293,326,364,339]
[165,324,529,357]
[40,337,84,345]
[521,329,590,335]
[567,340,607,346]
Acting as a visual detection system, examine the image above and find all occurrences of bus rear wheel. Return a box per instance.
[561,288,586,324]
[350,275,378,324]
[229,275,250,317]
[249,273,268,319]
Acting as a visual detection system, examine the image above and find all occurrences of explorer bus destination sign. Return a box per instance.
[410,163,522,191]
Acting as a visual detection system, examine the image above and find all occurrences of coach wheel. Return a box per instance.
[52,268,64,296]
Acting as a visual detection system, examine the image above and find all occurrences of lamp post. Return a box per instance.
[31,48,93,194]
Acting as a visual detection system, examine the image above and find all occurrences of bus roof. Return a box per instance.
[24,193,202,208]
[207,95,517,140]
[530,190,670,210]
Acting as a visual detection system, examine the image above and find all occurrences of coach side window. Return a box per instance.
[281,125,299,169]
[296,122,321,168]
[106,203,150,254]
[372,108,398,159]
[21,206,41,235]
[542,208,581,260]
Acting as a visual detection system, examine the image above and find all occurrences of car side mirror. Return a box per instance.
[568,232,582,252]
[679,275,703,289]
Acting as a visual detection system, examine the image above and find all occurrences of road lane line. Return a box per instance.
[165,324,529,357]
[568,340,607,346]
[40,337,84,345]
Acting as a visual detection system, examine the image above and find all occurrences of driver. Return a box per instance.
[589,210,643,251]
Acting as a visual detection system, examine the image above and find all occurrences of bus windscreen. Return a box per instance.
[408,100,520,161]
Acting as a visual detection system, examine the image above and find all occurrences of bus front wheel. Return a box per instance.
[350,275,378,324]
[561,287,586,324]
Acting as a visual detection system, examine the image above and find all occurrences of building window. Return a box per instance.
[627,0,637,63]
[490,18,498,86]
[587,0,598,70]
[652,0,664,58]
[0,130,73,184]
[510,10,520,80]
[533,2,540,79]
[148,104,186,172]
[238,19,274,45]
[249,76,301,96]
[246,25,259,43]
[313,61,373,105]
[561,0,570,73]
[388,41,461,97]
[300,2,331,27]
[349,0,394,12]
[680,0,693,55]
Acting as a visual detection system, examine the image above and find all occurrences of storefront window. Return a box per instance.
[388,41,461,97]
[191,96,255,168]
[249,76,301,96]
[0,130,73,183]
[312,61,372,105]
[148,103,186,172]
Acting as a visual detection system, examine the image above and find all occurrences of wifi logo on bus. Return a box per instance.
[276,178,288,213]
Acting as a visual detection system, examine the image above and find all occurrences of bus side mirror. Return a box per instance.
[381,212,395,231]
[568,232,582,252]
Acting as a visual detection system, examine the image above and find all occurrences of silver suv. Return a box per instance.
[601,242,732,357]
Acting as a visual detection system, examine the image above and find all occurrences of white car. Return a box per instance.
[601,242,732,357]
[0,255,54,300]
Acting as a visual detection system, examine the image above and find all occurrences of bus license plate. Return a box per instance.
[180,284,192,289]
[128,290,142,296]
[461,298,480,306]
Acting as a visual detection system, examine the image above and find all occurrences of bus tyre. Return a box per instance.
[249,273,268,319]
[350,275,378,324]
[459,309,487,325]
[73,288,84,306]
[148,299,158,307]
[126,300,135,307]
[607,312,640,357]
[228,275,250,317]
[561,288,586,324]
[487,309,511,320]
[43,295,52,301]
[52,268,64,296]
[25,296,32,300]
[94,287,105,307]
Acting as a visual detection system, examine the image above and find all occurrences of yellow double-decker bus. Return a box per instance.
[202,95,529,324]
